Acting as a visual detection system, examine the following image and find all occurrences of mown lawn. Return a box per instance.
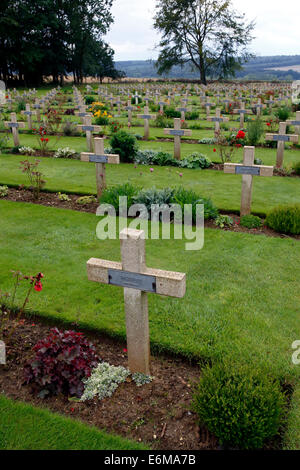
[0,395,147,450]
[0,154,299,215]
[0,200,299,382]
[2,129,300,167]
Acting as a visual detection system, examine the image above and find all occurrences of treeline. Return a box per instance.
[0,0,124,86]
[116,56,300,81]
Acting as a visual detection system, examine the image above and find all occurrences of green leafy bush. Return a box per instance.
[134,149,178,167]
[275,106,291,121]
[215,215,233,228]
[153,114,172,128]
[193,363,285,449]
[246,118,264,145]
[85,95,95,105]
[186,111,199,120]
[0,185,9,197]
[76,196,97,205]
[100,183,139,213]
[110,130,137,162]
[180,153,212,169]
[133,187,175,213]
[266,204,300,235]
[164,106,181,119]
[172,187,218,221]
[240,215,262,229]
[292,161,300,175]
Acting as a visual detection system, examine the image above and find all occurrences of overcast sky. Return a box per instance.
[105,0,300,61]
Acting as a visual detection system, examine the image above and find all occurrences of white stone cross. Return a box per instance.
[22,103,36,130]
[233,102,252,129]
[137,106,156,140]
[77,115,101,152]
[33,99,42,123]
[176,105,191,121]
[81,138,119,197]
[287,111,300,135]
[265,122,298,168]
[4,112,25,146]
[207,108,229,134]
[224,146,273,216]
[164,118,192,160]
[86,228,186,374]
[125,100,136,125]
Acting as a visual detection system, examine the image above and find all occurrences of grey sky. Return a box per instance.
[105,0,300,61]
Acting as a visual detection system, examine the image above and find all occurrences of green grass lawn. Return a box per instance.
[3,129,300,167]
[0,153,299,215]
[0,200,299,382]
[0,395,147,450]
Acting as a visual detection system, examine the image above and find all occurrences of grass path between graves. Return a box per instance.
[1,201,300,448]
[3,131,300,167]
[0,154,299,215]
[0,395,147,450]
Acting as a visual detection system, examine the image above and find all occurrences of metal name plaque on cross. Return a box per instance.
[24,111,32,115]
[170,130,185,136]
[141,115,152,119]
[108,269,157,293]
[82,126,94,132]
[9,122,19,128]
[211,118,222,122]
[89,155,108,164]
[178,108,187,112]
[239,110,248,114]
[78,112,87,117]
[236,166,260,176]
[289,121,300,125]
[273,135,291,142]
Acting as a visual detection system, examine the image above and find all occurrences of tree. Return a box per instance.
[153,0,255,84]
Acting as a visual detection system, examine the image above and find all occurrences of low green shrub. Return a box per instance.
[133,187,175,213]
[76,196,97,205]
[100,183,139,213]
[134,149,178,167]
[240,215,262,229]
[266,204,300,235]
[215,215,233,228]
[186,111,199,120]
[246,118,264,145]
[110,130,137,162]
[85,95,95,105]
[164,106,181,119]
[153,114,172,128]
[180,153,212,169]
[0,185,9,197]
[275,106,291,121]
[292,161,300,175]
[193,363,285,449]
[172,187,218,221]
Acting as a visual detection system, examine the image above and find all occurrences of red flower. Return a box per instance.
[266,123,271,126]
[236,130,245,139]
[213,148,216,152]
[34,281,43,292]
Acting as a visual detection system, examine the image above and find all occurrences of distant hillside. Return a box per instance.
[115,56,300,81]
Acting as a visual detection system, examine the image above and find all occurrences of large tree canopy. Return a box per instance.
[0,0,123,85]
[154,0,255,84]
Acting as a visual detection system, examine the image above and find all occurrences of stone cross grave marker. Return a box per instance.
[75,105,92,123]
[234,102,251,129]
[4,112,25,146]
[287,111,300,135]
[81,138,119,197]
[224,146,273,216]
[137,106,156,140]
[86,228,186,374]
[114,96,122,116]
[125,100,136,125]
[176,105,190,121]
[207,108,229,134]
[253,98,265,117]
[22,103,36,130]
[164,118,192,160]
[77,115,101,152]
[204,98,214,117]
[33,99,42,123]
[265,122,298,168]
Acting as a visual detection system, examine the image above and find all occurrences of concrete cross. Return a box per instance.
[224,146,273,216]
[233,102,252,129]
[75,105,92,123]
[4,112,25,146]
[86,228,186,374]
[266,97,276,112]
[176,105,190,121]
[125,100,136,125]
[158,100,165,114]
[33,99,42,123]
[287,111,300,135]
[81,138,119,197]
[204,99,214,117]
[265,122,298,168]
[77,115,101,152]
[22,103,36,130]
[253,98,266,117]
[137,106,156,140]
[114,96,122,116]
[164,118,192,160]
[133,92,140,105]
[207,108,229,134]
